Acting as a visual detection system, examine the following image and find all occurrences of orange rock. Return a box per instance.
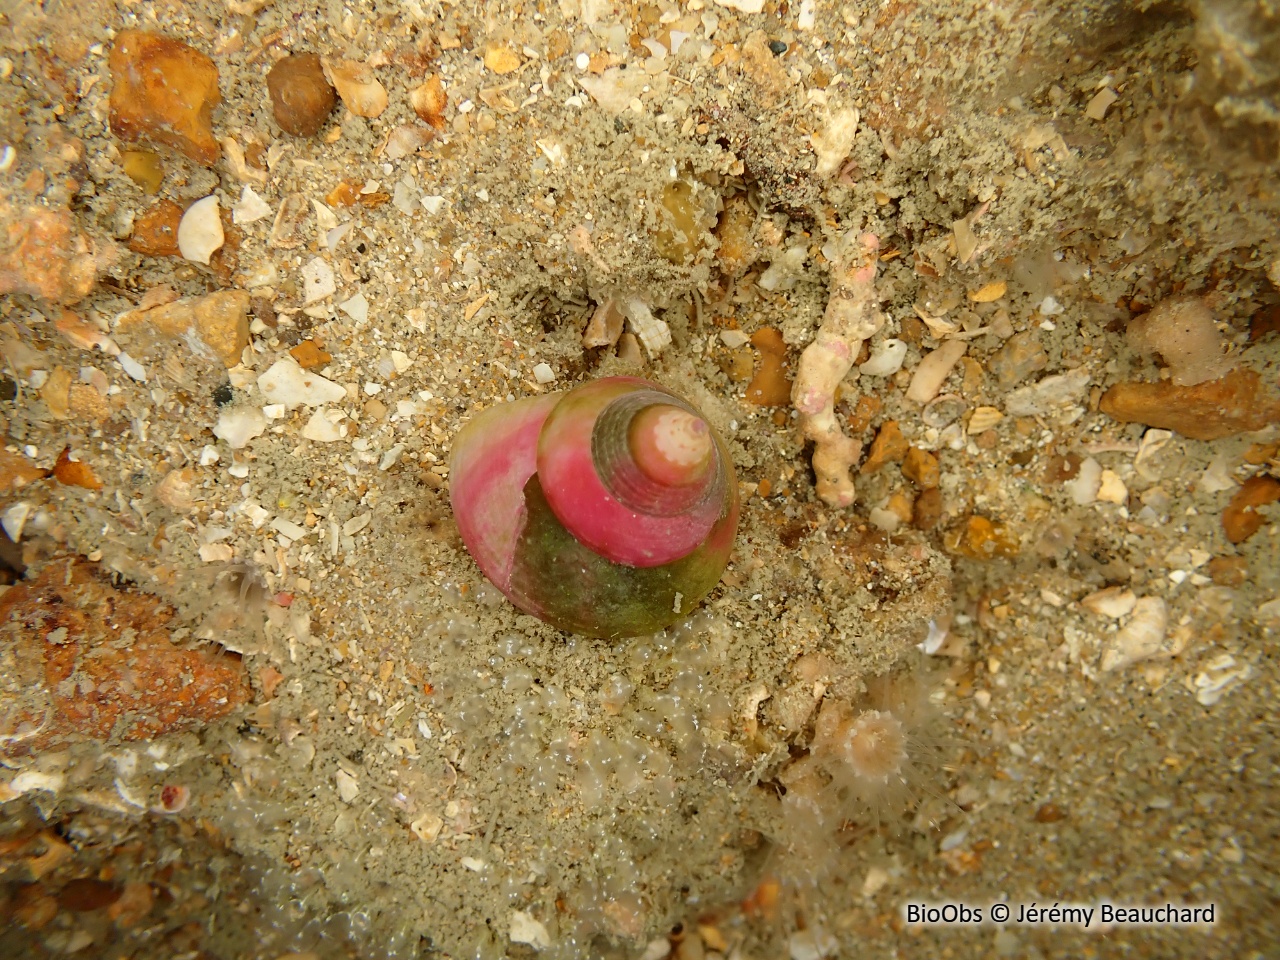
[1222,475,1280,544]
[411,75,448,130]
[108,30,222,166]
[52,448,103,490]
[861,420,908,474]
[68,383,112,423]
[128,198,183,257]
[326,180,362,207]
[0,558,251,753]
[0,194,110,304]
[945,515,1019,559]
[0,449,47,491]
[845,394,881,435]
[744,328,791,406]
[912,486,943,530]
[121,149,165,194]
[902,446,940,489]
[714,193,757,276]
[1099,369,1280,441]
[289,338,331,369]
[1244,442,1278,465]
[115,289,250,367]
[885,490,914,524]
[1207,555,1247,587]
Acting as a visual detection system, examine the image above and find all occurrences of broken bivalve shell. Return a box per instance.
[449,377,740,639]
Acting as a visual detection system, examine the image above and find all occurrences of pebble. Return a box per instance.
[322,58,388,118]
[108,30,222,166]
[906,340,966,403]
[258,357,346,409]
[1099,596,1170,672]
[1096,469,1128,504]
[289,340,332,370]
[532,362,556,384]
[1100,369,1280,440]
[1221,475,1280,543]
[0,198,110,304]
[913,487,943,530]
[0,560,250,749]
[1080,586,1137,618]
[177,195,224,265]
[266,53,336,137]
[0,449,45,492]
[987,331,1047,390]
[714,193,757,276]
[121,149,165,194]
[861,420,908,474]
[902,447,940,488]
[128,199,184,256]
[1004,367,1090,418]
[115,289,250,367]
[411,75,448,130]
[212,406,266,448]
[744,327,791,406]
[946,514,1019,559]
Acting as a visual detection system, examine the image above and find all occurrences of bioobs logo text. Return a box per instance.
[904,903,986,925]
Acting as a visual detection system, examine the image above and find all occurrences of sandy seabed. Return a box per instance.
[0,0,1277,958]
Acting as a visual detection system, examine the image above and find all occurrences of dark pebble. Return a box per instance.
[267,53,337,138]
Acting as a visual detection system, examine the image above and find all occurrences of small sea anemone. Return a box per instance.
[776,664,951,842]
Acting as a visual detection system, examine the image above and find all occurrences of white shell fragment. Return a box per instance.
[1004,367,1090,419]
[258,357,346,409]
[1193,654,1253,706]
[618,297,671,356]
[410,812,444,843]
[301,407,347,442]
[1067,456,1102,505]
[212,406,267,449]
[1080,586,1137,619]
[322,58,389,118]
[967,406,1004,434]
[1096,469,1128,504]
[1,501,32,541]
[334,768,360,803]
[509,911,552,950]
[906,340,966,403]
[339,292,369,323]
[1100,596,1170,672]
[177,195,224,265]
[859,338,907,377]
[232,185,272,224]
[302,257,337,304]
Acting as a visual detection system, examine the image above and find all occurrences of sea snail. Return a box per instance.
[449,376,740,639]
